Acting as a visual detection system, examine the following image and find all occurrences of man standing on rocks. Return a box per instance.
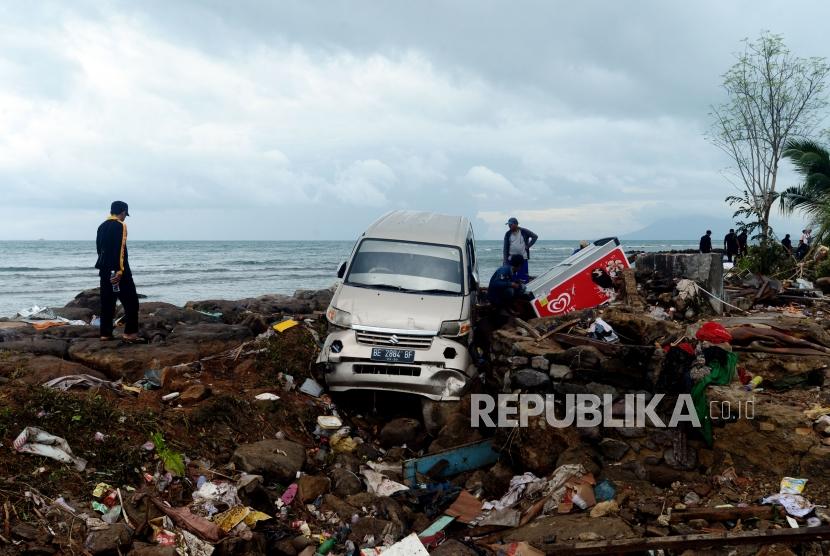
[503,217,538,283]
[95,201,140,342]
[699,230,712,253]
[723,229,739,263]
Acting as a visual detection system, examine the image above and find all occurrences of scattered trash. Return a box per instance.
[195,310,223,319]
[273,319,299,333]
[695,322,732,344]
[191,481,240,516]
[590,499,619,518]
[13,427,87,471]
[375,533,429,556]
[93,431,106,442]
[361,469,409,497]
[588,318,619,343]
[761,493,815,517]
[593,479,616,502]
[162,392,181,402]
[299,378,324,398]
[135,369,162,390]
[280,484,298,506]
[42,374,122,392]
[317,415,343,430]
[403,439,499,486]
[780,477,808,495]
[486,541,544,556]
[254,392,280,401]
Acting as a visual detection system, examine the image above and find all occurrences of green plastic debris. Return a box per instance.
[151,432,185,476]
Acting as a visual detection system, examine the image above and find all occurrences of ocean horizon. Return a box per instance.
[0,239,699,317]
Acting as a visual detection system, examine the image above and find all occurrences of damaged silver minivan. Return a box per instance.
[317,211,479,400]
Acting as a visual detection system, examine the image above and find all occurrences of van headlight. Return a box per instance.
[439,319,472,337]
[326,307,352,327]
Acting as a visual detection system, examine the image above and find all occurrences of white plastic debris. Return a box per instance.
[13,427,87,471]
[162,392,180,402]
[361,469,409,497]
[299,378,324,397]
[254,393,280,401]
[762,493,815,517]
[191,481,241,517]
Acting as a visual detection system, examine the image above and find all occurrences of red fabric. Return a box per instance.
[663,342,695,356]
[696,322,732,344]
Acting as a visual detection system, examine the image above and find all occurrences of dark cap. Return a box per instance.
[506,217,519,226]
[110,201,129,216]
[509,254,524,267]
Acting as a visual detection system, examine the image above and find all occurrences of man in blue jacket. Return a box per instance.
[95,200,140,342]
[488,255,526,313]
[503,217,538,282]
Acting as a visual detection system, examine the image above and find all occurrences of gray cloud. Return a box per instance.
[0,1,826,240]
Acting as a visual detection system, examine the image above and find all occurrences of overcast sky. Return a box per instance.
[1,1,827,241]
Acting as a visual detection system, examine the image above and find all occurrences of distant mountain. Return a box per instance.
[622,216,737,241]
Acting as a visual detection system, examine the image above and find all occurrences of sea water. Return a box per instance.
[0,240,698,317]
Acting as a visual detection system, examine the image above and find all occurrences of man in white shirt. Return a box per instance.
[502,217,538,282]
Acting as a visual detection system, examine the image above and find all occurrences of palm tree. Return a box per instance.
[780,139,830,242]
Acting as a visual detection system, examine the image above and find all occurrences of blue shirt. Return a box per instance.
[488,264,515,302]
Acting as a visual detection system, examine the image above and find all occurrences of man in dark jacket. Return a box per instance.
[699,230,712,253]
[488,255,525,313]
[95,201,140,341]
[782,234,793,256]
[503,217,538,283]
[724,229,739,262]
[737,229,748,258]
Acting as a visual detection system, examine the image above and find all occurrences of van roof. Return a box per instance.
[364,211,471,246]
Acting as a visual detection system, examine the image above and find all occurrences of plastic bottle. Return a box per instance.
[316,538,336,555]
[743,375,763,391]
[110,270,120,293]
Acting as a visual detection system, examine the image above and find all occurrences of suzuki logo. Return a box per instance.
[388,335,400,345]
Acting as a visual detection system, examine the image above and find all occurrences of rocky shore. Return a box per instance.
[0,267,829,555]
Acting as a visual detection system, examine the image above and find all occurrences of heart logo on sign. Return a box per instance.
[547,292,572,314]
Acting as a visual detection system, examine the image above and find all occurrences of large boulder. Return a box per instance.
[232,439,306,483]
[85,523,133,554]
[18,355,107,385]
[379,417,421,448]
[1,337,70,358]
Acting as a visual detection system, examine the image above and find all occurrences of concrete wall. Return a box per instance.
[634,253,724,314]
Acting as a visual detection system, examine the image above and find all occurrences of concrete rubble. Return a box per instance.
[0,258,829,555]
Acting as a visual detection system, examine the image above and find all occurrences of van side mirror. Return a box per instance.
[337,262,347,279]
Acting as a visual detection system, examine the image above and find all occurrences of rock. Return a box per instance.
[800,445,830,477]
[128,543,178,556]
[12,523,42,541]
[512,368,551,390]
[482,462,514,498]
[507,356,529,367]
[815,276,830,294]
[271,539,297,556]
[531,356,549,371]
[553,345,604,371]
[555,446,602,476]
[549,364,573,380]
[688,519,709,529]
[349,517,401,543]
[330,468,363,497]
[232,439,306,483]
[599,438,630,461]
[180,384,211,404]
[85,523,133,554]
[297,474,330,503]
[64,288,102,311]
[14,355,107,385]
[430,540,478,555]
[429,413,481,453]
[601,306,686,344]
[1,338,69,358]
[379,417,421,448]
[421,399,460,435]
[52,306,94,322]
[503,514,635,544]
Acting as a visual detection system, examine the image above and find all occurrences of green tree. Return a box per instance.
[780,139,830,241]
[710,32,830,240]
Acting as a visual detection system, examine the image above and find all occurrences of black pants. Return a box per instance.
[99,272,139,337]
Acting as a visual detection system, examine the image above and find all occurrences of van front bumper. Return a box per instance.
[316,328,475,401]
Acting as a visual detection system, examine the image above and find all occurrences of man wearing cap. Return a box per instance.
[503,217,538,282]
[95,201,140,342]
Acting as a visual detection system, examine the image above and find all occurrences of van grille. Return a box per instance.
[355,330,433,349]
[353,364,422,377]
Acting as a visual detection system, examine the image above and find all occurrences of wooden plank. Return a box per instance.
[515,318,542,340]
[544,526,830,555]
[669,506,776,523]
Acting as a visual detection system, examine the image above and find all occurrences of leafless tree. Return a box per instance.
[710,32,830,239]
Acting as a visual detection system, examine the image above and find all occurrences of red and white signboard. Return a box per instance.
[528,239,630,318]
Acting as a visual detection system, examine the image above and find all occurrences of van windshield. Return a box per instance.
[345,239,463,295]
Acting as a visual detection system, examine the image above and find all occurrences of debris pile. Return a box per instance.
[0,271,828,554]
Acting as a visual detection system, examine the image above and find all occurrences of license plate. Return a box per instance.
[370,348,415,363]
